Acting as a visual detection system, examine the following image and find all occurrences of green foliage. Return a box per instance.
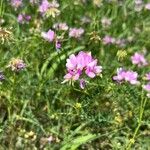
[0,0,150,149]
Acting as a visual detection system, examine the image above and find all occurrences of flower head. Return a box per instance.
[131,52,147,67]
[53,23,68,31]
[145,3,150,10]
[41,29,55,42]
[11,0,22,9]
[113,68,139,85]
[145,72,150,80]
[39,0,60,17]
[8,58,26,72]
[63,51,102,88]
[69,28,84,39]
[102,35,115,45]
[17,14,31,24]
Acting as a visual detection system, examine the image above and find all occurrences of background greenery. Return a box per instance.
[0,0,150,149]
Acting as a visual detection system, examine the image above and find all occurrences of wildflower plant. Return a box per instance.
[63,51,102,89]
[0,0,150,149]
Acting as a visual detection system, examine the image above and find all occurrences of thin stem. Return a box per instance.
[126,93,148,150]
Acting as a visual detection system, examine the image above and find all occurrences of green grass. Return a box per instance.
[0,0,150,149]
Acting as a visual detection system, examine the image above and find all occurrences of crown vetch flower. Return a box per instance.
[39,0,49,13]
[131,52,147,67]
[41,29,55,42]
[145,3,150,10]
[11,0,22,9]
[53,23,68,31]
[63,51,102,88]
[143,82,150,97]
[17,14,31,24]
[113,68,139,85]
[8,58,26,72]
[145,72,150,80]
[69,28,84,38]
[102,35,115,45]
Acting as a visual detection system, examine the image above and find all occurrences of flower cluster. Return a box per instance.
[69,28,84,39]
[63,51,102,89]
[142,72,150,97]
[11,0,22,10]
[113,68,139,85]
[131,52,147,67]
[102,35,127,47]
[39,0,60,17]
[8,58,26,72]
[17,14,31,24]
[41,29,55,42]
[53,23,68,31]
[41,29,61,50]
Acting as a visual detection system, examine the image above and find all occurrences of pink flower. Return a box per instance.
[113,68,139,85]
[55,40,61,50]
[41,29,55,42]
[143,83,150,92]
[113,68,127,82]
[53,23,68,31]
[143,83,150,97]
[131,52,147,67]
[39,0,49,13]
[17,14,31,24]
[11,0,22,9]
[145,3,150,10]
[145,73,150,80]
[124,71,139,85]
[80,79,86,89]
[69,28,84,38]
[63,51,102,88]
[102,35,115,45]
[39,0,59,15]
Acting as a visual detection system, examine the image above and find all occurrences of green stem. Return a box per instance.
[126,96,147,150]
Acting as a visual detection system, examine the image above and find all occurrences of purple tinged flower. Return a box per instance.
[69,28,84,38]
[143,82,150,97]
[41,29,55,42]
[113,68,127,82]
[55,40,61,50]
[102,35,115,45]
[39,0,59,16]
[64,51,102,88]
[145,3,150,10]
[17,14,31,24]
[124,71,139,85]
[113,68,139,85]
[39,0,49,13]
[8,58,26,72]
[143,83,150,92]
[135,0,143,5]
[11,0,22,9]
[115,39,126,47]
[53,23,68,31]
[131,52,147,67]
[17,14,23,23]
[145,73,150,80]
[80,79,86,89]
[134,0,143,12]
